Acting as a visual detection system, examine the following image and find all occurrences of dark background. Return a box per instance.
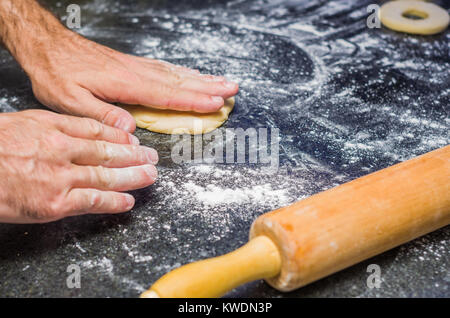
[0,0,449,297]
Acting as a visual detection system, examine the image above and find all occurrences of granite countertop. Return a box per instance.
[0,0,448,297]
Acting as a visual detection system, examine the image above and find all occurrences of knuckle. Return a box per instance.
[48,202,61,216]
[88,191,104,210]
[93,166,113,188]
[96,141,113,164]
[100,107,118,125]
[57,86,79,110]
[87,119,104,139]
[170,71,184,88]
[46,196,68,219]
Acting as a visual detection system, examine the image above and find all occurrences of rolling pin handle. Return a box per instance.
[141,235,282,298]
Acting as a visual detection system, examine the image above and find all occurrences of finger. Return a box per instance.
[137,67,239,99]
[71,164,158,192]
[66,189,135,216]
[54,115,140,145]
[69,138,158,168]
[74,88,137,133]
[128,80,226,113]
[130,55,201,75]
[128,55,235,87]
[156,59,201,74]
[131,56,232,85]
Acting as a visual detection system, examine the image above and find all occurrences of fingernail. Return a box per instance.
[145,147,159,164]
[123,121,135,133]
[114,117,124,129]
[129,134,140,145]
[124,194,135,210]
[211,96,223,104]
[144,164,158,180]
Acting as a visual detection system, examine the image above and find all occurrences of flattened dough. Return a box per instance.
[380,1,449,35]
[120,97,235,135]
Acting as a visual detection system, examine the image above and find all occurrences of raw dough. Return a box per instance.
[379,1,449,35]
[120,97,235,135]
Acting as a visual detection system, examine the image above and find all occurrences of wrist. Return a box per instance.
[0,0,69,75]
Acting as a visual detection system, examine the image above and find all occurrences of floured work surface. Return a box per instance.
[0,0,448,297]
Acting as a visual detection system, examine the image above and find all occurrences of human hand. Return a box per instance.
[19,26,238,133]
[0,110,158,223]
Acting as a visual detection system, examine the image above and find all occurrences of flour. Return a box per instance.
[153,164,298,216]
[81,257,114,276]
[0,96,17,113]
[183,181,290,206]
[80,256,146,292]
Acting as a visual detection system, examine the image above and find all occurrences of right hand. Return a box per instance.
[0,110,158,224]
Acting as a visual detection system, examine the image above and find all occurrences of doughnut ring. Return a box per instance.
[379,1,449,35]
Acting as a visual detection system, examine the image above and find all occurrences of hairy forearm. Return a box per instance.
[0,0,71,73]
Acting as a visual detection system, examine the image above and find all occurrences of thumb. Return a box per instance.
[75,88,136,133]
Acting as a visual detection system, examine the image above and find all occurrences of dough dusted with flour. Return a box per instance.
[121,97,235,135]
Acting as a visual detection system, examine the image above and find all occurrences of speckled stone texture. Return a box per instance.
[0,0,448,297]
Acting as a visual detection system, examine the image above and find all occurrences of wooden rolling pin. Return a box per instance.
[141,145,450,298]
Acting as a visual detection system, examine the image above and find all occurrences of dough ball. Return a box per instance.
[120,97,235,135]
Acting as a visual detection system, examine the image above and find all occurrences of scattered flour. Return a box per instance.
[80,256,145,292]
[81,257,114,276]
[0,97,17,113]
[183,181,290,206]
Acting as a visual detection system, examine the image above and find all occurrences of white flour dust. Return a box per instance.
[80,256,146,292]
[163,164,302,204]
[183,181,290,206]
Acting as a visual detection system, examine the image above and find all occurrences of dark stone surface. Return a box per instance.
[0,0,449,297]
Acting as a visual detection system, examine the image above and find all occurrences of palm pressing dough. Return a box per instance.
[380,1,449,35]
[120,97,235,135]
